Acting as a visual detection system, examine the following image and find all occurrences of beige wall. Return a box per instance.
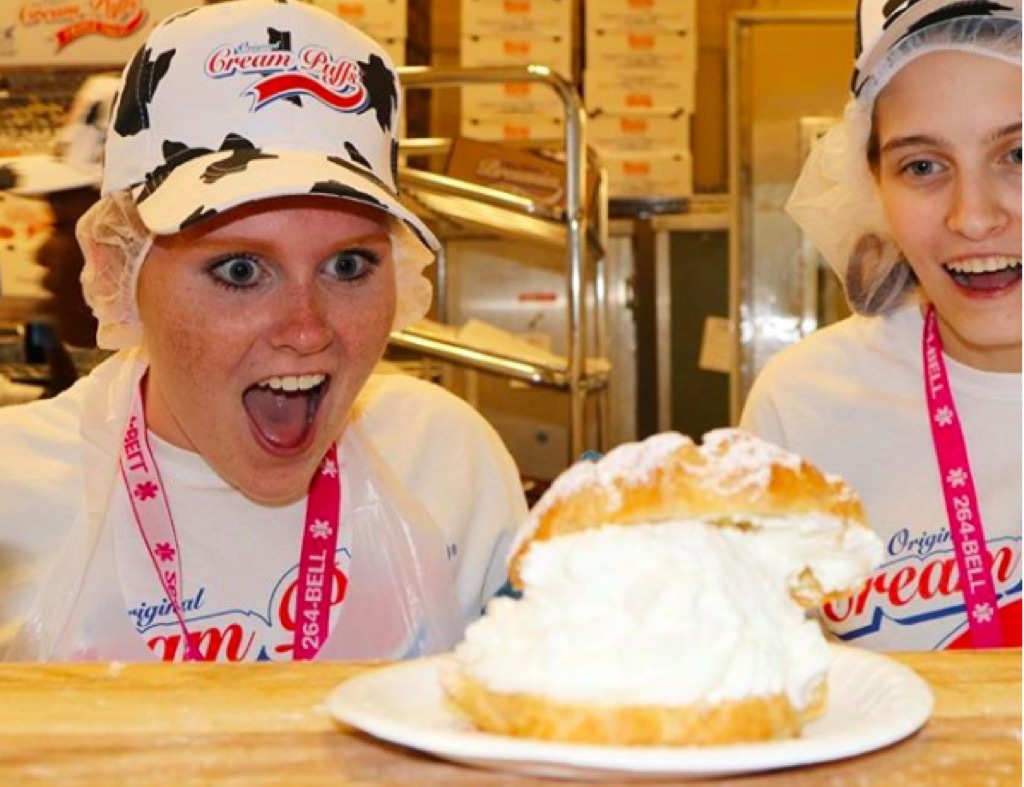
[427,0,856,194]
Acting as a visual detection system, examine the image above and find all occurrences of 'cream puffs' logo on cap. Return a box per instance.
[206,42,368,113]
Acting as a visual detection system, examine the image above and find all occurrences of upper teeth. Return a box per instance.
[258,374,326,392]
[945,256,1021,274]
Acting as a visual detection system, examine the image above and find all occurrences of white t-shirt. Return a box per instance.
[741,305,1021,652]
[113,433,357,662]
[0,354,527,661]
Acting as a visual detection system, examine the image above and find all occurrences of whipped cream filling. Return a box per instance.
[455,519,874,710]
[724,513,884,595]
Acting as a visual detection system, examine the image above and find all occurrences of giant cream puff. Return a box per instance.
[444,429,883,745]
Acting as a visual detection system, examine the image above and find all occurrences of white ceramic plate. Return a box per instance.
[325,646,934,781]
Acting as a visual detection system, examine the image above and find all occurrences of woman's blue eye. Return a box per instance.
[326,249,378,281]
[904,159,939,177]
[209,254,261,288]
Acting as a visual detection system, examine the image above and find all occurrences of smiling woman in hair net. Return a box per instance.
[741,0,1021,652]
[0,0,526,662]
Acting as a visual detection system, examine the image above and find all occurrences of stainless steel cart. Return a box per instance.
[393,65,610,466]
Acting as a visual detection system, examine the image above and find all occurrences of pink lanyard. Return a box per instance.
[922,306,1003,648]
[119,378,342,661]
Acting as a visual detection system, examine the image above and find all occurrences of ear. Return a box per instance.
[845,233,915,315]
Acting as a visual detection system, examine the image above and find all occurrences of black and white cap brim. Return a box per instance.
[130,146,440,261]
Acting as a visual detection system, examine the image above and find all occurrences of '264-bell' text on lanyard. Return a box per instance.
[119,376,342,661]
[922,306,1003,648]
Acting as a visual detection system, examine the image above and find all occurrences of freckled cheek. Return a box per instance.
[1005,186,1023,235]
[333,299,394,363]
[334,273,397,357]
[144,306,254,399]
[154,326,214,399]
[881,195,934,261]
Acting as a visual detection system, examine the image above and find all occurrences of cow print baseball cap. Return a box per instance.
[852,0,1021,97]
[103,0,438,258]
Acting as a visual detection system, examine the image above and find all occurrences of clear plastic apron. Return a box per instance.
[7,356,466,661]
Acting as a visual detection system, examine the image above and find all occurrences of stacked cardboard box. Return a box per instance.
[306,0,408,139]
[308,0,408,66]
[460,0,573,142]
[585,0,696,199]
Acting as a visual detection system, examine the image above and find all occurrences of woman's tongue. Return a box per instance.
[243,386,313,449]
[951,265,1022,292]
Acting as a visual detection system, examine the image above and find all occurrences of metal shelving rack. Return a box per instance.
[393,64,609,462]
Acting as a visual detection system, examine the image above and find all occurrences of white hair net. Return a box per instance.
[77,191,153,350]
[786,15,1021,315]
[77,191,433,350]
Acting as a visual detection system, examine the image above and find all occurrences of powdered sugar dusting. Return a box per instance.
[598,432,692,487]
[517,430,811,553]
[697,428,802,496]
[513,460,600,551]
[520,433,693,547]
[533,458,599,514]
[825,471,856,501]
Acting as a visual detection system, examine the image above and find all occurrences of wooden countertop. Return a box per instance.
[0,650,1018,785]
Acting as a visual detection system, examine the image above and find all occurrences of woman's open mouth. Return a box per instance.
[944,256,1022,294]
[242,373,330,453]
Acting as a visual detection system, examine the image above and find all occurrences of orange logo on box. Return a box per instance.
[628,0,655,8]
[628,33,655,50]
[620,117,648,134]
[503,40,531,56]
[623,161,651,175]
[625,93,654,108]
[335,2,366,19]
[504,83,531,97]
[504,124,532,139]
[504,0,531,13]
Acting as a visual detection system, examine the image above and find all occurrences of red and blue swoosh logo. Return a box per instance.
[250,72,368,112]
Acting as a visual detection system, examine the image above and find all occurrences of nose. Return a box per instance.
[946,171,1009,241]
[269,283,333,355]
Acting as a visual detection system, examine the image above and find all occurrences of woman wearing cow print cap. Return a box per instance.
[742,0,1021,652]
[0,0,527,662]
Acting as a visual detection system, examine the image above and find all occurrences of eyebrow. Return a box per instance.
[880,122,1022,155]
[987,121,1022,142]
[880,134,942,155]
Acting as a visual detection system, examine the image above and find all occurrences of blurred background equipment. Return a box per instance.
[727,10,854,420]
